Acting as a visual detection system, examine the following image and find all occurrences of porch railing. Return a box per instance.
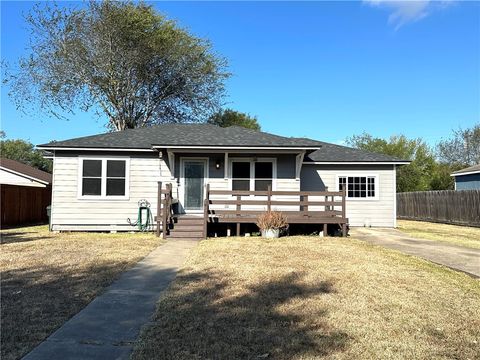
[156,182,173,238]
[204,184,348,237]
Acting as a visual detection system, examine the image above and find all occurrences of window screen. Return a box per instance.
[106,160,126,196]
[232,162,250,191]
[254,162,273,191]
[82,160,102,196]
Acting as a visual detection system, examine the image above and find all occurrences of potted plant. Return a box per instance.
[256,211,288,238]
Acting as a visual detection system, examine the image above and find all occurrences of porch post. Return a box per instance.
[156,181,162,237]
[203,183,210,239]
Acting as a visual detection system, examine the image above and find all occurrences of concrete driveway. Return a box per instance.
[350,227,480,278]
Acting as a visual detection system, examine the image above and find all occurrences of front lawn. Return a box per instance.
[133,236,480,360]
[0,225,161,360]
[397,219,480,249]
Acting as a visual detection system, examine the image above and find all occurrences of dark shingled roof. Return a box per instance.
[38,124,408,163]
[451,164,480,176]
[38,124,322,149]
[0,158,52,184]
[304,141,409,163]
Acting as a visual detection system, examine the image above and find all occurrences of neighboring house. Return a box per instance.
[451,164,480,190]
[0,158,52,226]
[37,124,408,234]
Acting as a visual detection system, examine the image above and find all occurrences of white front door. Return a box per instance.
[181,159,207,212]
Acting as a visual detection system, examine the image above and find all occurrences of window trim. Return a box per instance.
[229,158,277,192]
[335,174,379,201]
[77,156,130,200]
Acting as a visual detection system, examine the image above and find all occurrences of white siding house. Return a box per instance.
[38,124,409,232]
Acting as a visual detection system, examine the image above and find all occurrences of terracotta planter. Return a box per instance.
[261,229,280,238]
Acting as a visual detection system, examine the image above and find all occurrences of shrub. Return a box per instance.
[256,211,288,231]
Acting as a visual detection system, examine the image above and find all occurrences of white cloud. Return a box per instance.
[365,0,455,29]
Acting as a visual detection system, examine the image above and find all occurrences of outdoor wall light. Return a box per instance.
[215,160,221,169]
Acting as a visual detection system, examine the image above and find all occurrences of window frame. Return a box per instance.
[77,156,130,200]
[335,174,379,201]
[229,158,277,192]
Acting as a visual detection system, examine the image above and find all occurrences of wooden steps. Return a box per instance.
[167,215,205,239]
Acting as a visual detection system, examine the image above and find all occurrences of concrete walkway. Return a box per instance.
[24,239,199,360]
[351,227,480,278]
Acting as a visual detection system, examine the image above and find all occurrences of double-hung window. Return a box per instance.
[79,158,129,199]
[232,161,251,191]
[231,160,275,191]
[254,162,273,191]
[338,175,377,199]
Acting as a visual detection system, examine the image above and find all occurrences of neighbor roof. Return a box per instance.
[37,124,408,163]
[451,164,480,177]
[0,158,52,184]
[38,124,323,150]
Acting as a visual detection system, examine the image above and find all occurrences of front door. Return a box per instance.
[182,160,206,211]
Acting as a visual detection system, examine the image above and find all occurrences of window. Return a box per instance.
[231,159,275,191]
[254,162,273,191]
[338,176,376,199]
[79,158,129,199]
[82,160,102,196]
[106,160,126,196]
[232,162,250,191]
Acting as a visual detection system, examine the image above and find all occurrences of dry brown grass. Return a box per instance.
[398,220,480,249]
[0,225,161,360]
[133,236,480,360]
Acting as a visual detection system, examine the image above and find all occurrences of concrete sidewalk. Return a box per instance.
[23,239,199,360]
[351,227,480,278]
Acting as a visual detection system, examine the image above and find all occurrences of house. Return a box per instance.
[37,124,408,236]
[451,164,480,190]
[0,158,52,226]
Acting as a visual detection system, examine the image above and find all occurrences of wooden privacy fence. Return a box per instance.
[397,190,480,227]
[1,184,51,227]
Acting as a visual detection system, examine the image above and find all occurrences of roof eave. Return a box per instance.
[36,146,154,152]
[303,161,411,165]
[451,170,480,177]
[0,166,51,185]
[152,145,321,150]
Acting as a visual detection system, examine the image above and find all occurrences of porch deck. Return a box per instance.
[156,182,349,239]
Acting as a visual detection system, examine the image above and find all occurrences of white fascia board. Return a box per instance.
[303,161,410,165]
[451,170,480,177]
[152,145,321,151]
[0,166,50,185]
[36,146,153,152]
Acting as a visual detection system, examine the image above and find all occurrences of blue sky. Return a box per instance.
[1,1,479,147]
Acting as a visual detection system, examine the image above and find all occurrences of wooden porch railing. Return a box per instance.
[156,182,173,238]
[205,184,348,237]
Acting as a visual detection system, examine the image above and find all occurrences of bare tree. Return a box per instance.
[6,1,229,130]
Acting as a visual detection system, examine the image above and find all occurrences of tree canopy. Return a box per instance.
[346,133,438,192]
[207,108,261,130]
[437,124,480,167]
[0,137,52,172]
[6,1,229,131]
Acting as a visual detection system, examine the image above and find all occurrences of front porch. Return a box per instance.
[156,182,348,239]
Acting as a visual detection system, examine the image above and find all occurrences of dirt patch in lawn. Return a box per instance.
[398,220,480,249]
[133,236,480,360]
[0,225,161,360]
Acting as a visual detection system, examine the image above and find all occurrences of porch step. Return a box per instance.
[168,231,204,239]
[174,216,204,225]
[170,225,204,232]
[167,215,205,239]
